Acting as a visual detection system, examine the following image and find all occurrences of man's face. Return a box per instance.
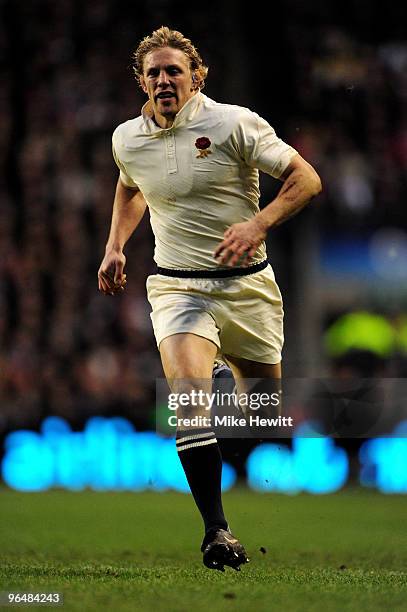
[140,47,196,123]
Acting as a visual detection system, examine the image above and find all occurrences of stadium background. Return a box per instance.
[1,0,407,489]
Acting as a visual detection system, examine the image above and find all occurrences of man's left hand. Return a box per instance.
[214,218,267,267]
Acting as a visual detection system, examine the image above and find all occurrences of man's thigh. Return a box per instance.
[160,332,218,381]
[160,333,218,427]
[223,354,283,418]
[223,355,281,380]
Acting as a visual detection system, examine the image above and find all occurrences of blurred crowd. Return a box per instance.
[287,25,407,232]
[0,0,406,433]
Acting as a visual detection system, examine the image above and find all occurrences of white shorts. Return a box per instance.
[146,264,284,364]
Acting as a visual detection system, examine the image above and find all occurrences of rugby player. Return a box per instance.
[98,26,322,571]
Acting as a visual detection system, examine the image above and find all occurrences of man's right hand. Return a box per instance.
[98,249,127,296]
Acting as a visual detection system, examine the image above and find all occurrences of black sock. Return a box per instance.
[176,428,228,533]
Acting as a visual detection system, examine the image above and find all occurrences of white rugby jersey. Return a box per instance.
[112,92,297,269]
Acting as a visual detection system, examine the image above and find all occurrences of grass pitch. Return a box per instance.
[1,488,406,611]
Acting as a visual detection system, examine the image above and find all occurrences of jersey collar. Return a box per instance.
[141,91,203,134]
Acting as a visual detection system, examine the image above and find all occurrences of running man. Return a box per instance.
[98,26,322,571]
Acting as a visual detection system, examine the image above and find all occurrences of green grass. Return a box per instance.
[0,488,406,611]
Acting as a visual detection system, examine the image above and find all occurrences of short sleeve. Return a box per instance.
[235,110,297,179]
[112,129,139,189]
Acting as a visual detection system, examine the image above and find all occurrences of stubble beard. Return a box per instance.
[158,100,177,120]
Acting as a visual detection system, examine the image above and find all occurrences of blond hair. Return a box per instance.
[133,26,208,90]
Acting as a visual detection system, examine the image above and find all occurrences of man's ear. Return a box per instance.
[139,76,148,94]
[191,73,199,91]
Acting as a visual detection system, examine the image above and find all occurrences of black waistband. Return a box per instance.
[156,259,268,278]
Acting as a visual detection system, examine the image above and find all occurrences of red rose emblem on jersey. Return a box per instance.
[195,137,211,150]
[195,137,212,158]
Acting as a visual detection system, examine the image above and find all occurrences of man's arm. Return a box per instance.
[98,178,147,295]
[256,153,322,230]
[214,154,322,267]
